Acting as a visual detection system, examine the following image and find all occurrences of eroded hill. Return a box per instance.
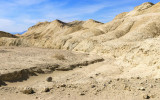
[0,2,160,52]
[1,2,160,76]
[1,2,160,100]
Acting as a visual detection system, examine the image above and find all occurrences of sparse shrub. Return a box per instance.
[53,54,65,60]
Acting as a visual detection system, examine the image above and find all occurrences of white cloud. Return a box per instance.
[0,18,29,33]
[0,24,29,33]
[0,19,14,27]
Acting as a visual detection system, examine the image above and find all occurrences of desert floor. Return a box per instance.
[0,46,159,100]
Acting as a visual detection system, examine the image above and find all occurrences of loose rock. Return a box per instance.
[80,92,85,96]
[42,87,50,92]
[143,94,150,99]
[21,87,34,94]
[61,84,66,87]
[139,87,145,91]
[91,85,96,88]
[46,77,52,82]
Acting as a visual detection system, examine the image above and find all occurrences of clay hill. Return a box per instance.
[1,2,160,100]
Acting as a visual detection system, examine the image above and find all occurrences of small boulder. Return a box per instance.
[143,94,150,99]
[138,87,145,91]
[46,77,52,82]
[91,85,96,88]
[80,92,85,96]
[42,87,50,92]
[61,84,66,87]
[21,87,34,94]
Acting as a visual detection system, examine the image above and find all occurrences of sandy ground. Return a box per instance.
[0,47,159,100]
[0,46,103,74]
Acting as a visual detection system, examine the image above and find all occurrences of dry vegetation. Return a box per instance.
[53,54,66,60]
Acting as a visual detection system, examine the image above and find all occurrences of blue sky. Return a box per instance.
[0,0,159,33]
